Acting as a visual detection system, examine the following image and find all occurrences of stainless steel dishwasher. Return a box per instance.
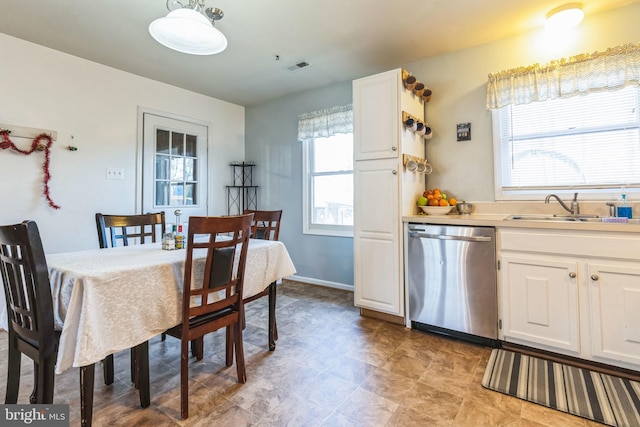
[407,223,499,347]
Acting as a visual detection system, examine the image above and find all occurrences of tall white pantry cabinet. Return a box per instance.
[353,68,426,319]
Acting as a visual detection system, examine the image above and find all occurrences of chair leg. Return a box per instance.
[161,333,166,342]
[234,322,246,384]
[180,338,190,420]
[5,345,21,404]
[190,338,204,361]
[30,361,39,404]
[103,354,114,385]
[225,326,233,367]
[131,349,138,385]
[268,282,277,351]
[40,356,56,404]
[80,363,95,427]
[134,341,150,408]
[30,356,55,404]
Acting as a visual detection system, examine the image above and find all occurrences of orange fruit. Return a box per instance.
[439,199,449,206]
[426,194,434,200]
[449,198,457,206]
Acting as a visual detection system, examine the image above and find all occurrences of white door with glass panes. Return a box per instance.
[142,113,208,227]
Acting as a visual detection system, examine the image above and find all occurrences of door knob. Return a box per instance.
[568,272,576,278]
[391,146,397,151]
[591,274,599,281]
[392,170,397,175]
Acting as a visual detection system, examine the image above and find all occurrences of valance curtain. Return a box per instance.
[486,43,640,110]
[297,104,352,142]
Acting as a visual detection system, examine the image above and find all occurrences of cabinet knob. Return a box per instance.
[392,170,398,175]
[569,272,576,278]
[391,146,397,151]
[591,274,599,281]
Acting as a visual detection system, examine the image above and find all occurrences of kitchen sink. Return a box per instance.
[505,214,640,224]
[506,214,593,222]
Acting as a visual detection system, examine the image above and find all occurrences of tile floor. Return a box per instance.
[0,280,605,426]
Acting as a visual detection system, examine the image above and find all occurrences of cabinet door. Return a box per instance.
[500,254,580,353]
[353,70,399,161]
[589,262,640,365]
[354,158,401,315]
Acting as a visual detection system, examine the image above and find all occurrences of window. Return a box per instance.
[488,43,640,200]
[493,86,640,199]
[298,104,353,237]
[302,133,354,236]
[155,129,199,206]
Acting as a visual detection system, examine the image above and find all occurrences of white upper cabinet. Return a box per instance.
[353,69,399,161]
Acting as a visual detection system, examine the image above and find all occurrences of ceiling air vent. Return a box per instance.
[288,60,311,72]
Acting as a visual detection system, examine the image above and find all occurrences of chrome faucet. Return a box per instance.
[545,192,580,215]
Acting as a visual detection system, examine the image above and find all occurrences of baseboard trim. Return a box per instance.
[359,308,405,325]
[287,275,353,291]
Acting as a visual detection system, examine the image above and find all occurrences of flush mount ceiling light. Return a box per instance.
[546,3,584,30]
[149,0,227,55]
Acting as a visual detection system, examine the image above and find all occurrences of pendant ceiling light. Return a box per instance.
[149,0,227,55]
[545,3,584,30]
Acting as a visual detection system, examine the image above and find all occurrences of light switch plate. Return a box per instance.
[106,168,124,180]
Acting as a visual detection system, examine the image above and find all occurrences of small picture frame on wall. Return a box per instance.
[457,123,471,141]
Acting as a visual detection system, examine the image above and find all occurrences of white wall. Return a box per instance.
[0,34,245,253]
[405,3,640,203]
[245,82,354,287]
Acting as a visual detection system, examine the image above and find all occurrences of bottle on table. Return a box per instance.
[174,224,185,249]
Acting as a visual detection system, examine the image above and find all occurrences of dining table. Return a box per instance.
[49,238,295,372]
[1,237,296,426]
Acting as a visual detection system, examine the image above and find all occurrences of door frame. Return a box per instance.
[136,106,211,215]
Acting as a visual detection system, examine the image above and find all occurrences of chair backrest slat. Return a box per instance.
[96,212,166,248]
[182,214,253,325]
[0,220,56,360]
[243,210,282,241]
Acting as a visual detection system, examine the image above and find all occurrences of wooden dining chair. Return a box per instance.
[163,213,253,420]
[0,220,150,427]
[1,220,58,406]
[94,212,165,385]
[242,209,282,350]
[95,212,166,248]
[243,209,282,241]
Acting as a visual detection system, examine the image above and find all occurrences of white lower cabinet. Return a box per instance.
[353,158,401,315]
[500,254,580,353]
[499,228,640,371]
[588,261,640,366]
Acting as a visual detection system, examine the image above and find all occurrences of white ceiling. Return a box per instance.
[0,0,635,106]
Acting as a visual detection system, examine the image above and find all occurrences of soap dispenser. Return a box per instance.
[617,189,633,219]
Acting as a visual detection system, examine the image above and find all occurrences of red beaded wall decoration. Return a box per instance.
[0,130,61,209]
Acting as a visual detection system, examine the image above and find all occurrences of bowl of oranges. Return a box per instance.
[417,188,457,215]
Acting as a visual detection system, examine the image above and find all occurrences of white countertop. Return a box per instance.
[403,213,640,234]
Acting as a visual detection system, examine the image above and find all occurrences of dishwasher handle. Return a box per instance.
[409,231,493,242]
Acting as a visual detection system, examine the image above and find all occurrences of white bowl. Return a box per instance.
[419,205,454,215]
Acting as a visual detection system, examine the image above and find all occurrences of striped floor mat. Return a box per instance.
[482,349,640,427]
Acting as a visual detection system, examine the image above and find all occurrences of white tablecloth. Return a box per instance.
[38,239,295,374]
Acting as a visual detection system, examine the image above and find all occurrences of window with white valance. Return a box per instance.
[297,104,353,141]
[298,104,354,237]
[488,43,640,200]
[487,43,640,110]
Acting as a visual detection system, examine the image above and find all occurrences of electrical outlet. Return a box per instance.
[106,168,124,180]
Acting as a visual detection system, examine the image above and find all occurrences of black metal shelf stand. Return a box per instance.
[226,162,258,215]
